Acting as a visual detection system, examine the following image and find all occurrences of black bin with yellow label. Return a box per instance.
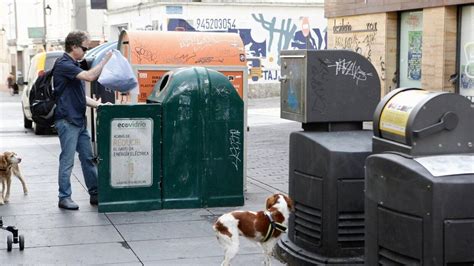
[366,88,474,265]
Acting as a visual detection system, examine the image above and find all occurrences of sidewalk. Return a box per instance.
[0,90,301,265]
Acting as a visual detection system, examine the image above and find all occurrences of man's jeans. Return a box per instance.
[55,119,98,200]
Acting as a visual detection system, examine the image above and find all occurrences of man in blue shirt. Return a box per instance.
[54,31,112,210]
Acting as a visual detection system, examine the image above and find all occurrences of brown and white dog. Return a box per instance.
[213,193,294,266]
[0,151,28,204]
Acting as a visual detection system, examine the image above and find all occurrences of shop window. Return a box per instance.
[459,5,474,102]
[399,11,423,88]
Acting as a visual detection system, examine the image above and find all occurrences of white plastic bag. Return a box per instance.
[98,49,137,92]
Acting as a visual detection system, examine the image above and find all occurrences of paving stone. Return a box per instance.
[0,225,122,249]
[144,252,285,266]
[116,220,215,241]
[0,242,139,264]
[0,212,110,230]
[0,198,99,216]
[128,236,265,262]
[106,208,213,225]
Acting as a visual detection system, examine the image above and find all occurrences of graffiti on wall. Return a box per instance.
[332,19,378,63]
[167,15,327,83]
[331,18,388,88]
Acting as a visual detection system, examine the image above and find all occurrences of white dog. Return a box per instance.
[0,151,28,204]
[213,193,294,266]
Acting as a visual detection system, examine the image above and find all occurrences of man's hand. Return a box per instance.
[77,50,114,82]
[86,96,111,108]
[103,50,113,64]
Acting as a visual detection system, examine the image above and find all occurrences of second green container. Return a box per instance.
[148,67,244,209]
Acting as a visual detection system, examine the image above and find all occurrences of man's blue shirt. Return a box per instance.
[53,53,86,127]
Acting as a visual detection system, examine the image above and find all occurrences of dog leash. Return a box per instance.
[262,211,287,242]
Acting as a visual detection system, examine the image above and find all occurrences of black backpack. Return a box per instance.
[29,67,60,126]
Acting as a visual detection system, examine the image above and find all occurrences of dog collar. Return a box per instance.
[262,211,287,242]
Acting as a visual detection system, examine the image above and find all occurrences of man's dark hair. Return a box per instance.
[65,31,89,53]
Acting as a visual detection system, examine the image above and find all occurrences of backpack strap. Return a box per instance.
[50,62,64,102]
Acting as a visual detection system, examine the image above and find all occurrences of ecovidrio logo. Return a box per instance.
[116,120,148,129]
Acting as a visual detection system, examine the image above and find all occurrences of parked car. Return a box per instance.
[21,51,63,134]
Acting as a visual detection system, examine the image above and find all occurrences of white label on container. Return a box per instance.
[414,155,474,177]
[110,118,153,188]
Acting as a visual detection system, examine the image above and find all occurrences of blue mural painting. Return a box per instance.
[228,29,267,58]
[167,19,196,32]
[291,28,326,50]
[167,16,327,82]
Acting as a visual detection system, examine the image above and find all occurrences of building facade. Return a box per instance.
[106,0,326,97]
[2,0,326,97]
[0,0,106,89]
[325,0,474,102]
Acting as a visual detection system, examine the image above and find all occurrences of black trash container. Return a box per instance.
[276,49,381,265]
[366,88,474,265]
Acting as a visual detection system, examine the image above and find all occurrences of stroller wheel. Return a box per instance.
[7,235,12,252]
[19,235,25,251]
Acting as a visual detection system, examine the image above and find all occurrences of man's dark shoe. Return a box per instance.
[58,198,79,210]
[90,194,98,205]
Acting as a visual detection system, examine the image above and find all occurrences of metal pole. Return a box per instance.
[13,0,18,42]
[13,0,19,79]
[43,0,47,51]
